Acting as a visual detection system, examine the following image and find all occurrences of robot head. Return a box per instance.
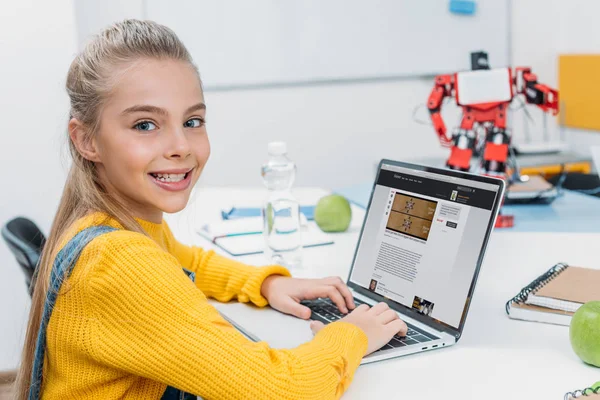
[470,51,490,70]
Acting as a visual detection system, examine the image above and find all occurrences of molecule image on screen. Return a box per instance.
[402,217,413,231]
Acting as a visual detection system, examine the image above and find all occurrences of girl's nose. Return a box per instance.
[166,128,191,159]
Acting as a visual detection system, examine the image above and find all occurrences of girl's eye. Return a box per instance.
[134,121,157,131]
[184,118,204,128]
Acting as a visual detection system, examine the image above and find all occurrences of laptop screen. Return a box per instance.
[349,163,500,330]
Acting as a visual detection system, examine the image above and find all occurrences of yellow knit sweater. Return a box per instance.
[41,212,368,399]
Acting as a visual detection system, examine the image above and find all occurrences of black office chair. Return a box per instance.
[1,217,46,295]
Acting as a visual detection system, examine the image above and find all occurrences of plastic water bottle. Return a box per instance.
[261,142,302,269]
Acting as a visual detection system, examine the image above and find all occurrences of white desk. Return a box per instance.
[166,187,600,400]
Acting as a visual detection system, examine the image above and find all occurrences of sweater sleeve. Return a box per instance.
[162,221,291,306]
[85,231,368,400]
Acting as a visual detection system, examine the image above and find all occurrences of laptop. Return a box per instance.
[211,159,505,364]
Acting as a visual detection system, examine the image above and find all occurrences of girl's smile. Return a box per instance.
[148,166,195,192]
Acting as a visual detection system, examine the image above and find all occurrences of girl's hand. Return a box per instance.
[311,302,408,355]
[260,275,355,319]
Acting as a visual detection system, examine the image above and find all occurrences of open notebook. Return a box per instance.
[506,263,600,326]
[197,217,334,257]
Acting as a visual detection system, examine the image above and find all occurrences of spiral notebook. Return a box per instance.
[505,263,600,326]
[565,384,600,399]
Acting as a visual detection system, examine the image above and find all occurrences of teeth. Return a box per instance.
[151,173,186,183]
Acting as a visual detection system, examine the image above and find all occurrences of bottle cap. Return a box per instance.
[268,141,287,155]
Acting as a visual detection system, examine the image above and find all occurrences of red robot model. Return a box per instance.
[427,51,559,227]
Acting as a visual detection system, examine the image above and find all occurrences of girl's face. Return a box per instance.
[92,59,209,222]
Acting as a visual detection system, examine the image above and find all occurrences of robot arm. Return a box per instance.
[514,67,559,115]
[427,74,454,147]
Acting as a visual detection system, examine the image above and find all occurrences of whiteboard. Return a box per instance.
[146,0,510,89]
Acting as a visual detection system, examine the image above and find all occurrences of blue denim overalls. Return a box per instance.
[29,226,197,400]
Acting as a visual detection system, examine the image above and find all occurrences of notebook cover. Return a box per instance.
[535,266,600,304]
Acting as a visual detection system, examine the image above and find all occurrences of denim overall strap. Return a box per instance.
[29,225,117,400]
[160,267,197,400]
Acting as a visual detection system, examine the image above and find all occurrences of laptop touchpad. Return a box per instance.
[211,300,315,349]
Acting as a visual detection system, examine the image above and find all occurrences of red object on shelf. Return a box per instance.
[495,213,514,228]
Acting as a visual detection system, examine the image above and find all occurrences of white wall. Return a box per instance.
[2,0,600,371]
[202,79,453,189]
[74,0,143,47]
[512,0,600,154]
[0,0,77,369]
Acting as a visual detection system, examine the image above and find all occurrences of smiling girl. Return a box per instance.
[15,19,406,400]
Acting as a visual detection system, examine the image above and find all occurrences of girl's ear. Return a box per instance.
[68,118,101,162]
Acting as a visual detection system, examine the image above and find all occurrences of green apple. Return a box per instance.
[314,194,352,232]
[570,301,600,367]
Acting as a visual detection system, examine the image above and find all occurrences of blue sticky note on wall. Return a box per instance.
[449,0,476,15]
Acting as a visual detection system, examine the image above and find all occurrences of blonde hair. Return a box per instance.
[15,19,199,399]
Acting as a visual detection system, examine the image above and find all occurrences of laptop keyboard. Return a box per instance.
[300,298,439,352]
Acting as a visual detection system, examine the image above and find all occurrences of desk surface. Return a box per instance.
[165,186,600,400]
